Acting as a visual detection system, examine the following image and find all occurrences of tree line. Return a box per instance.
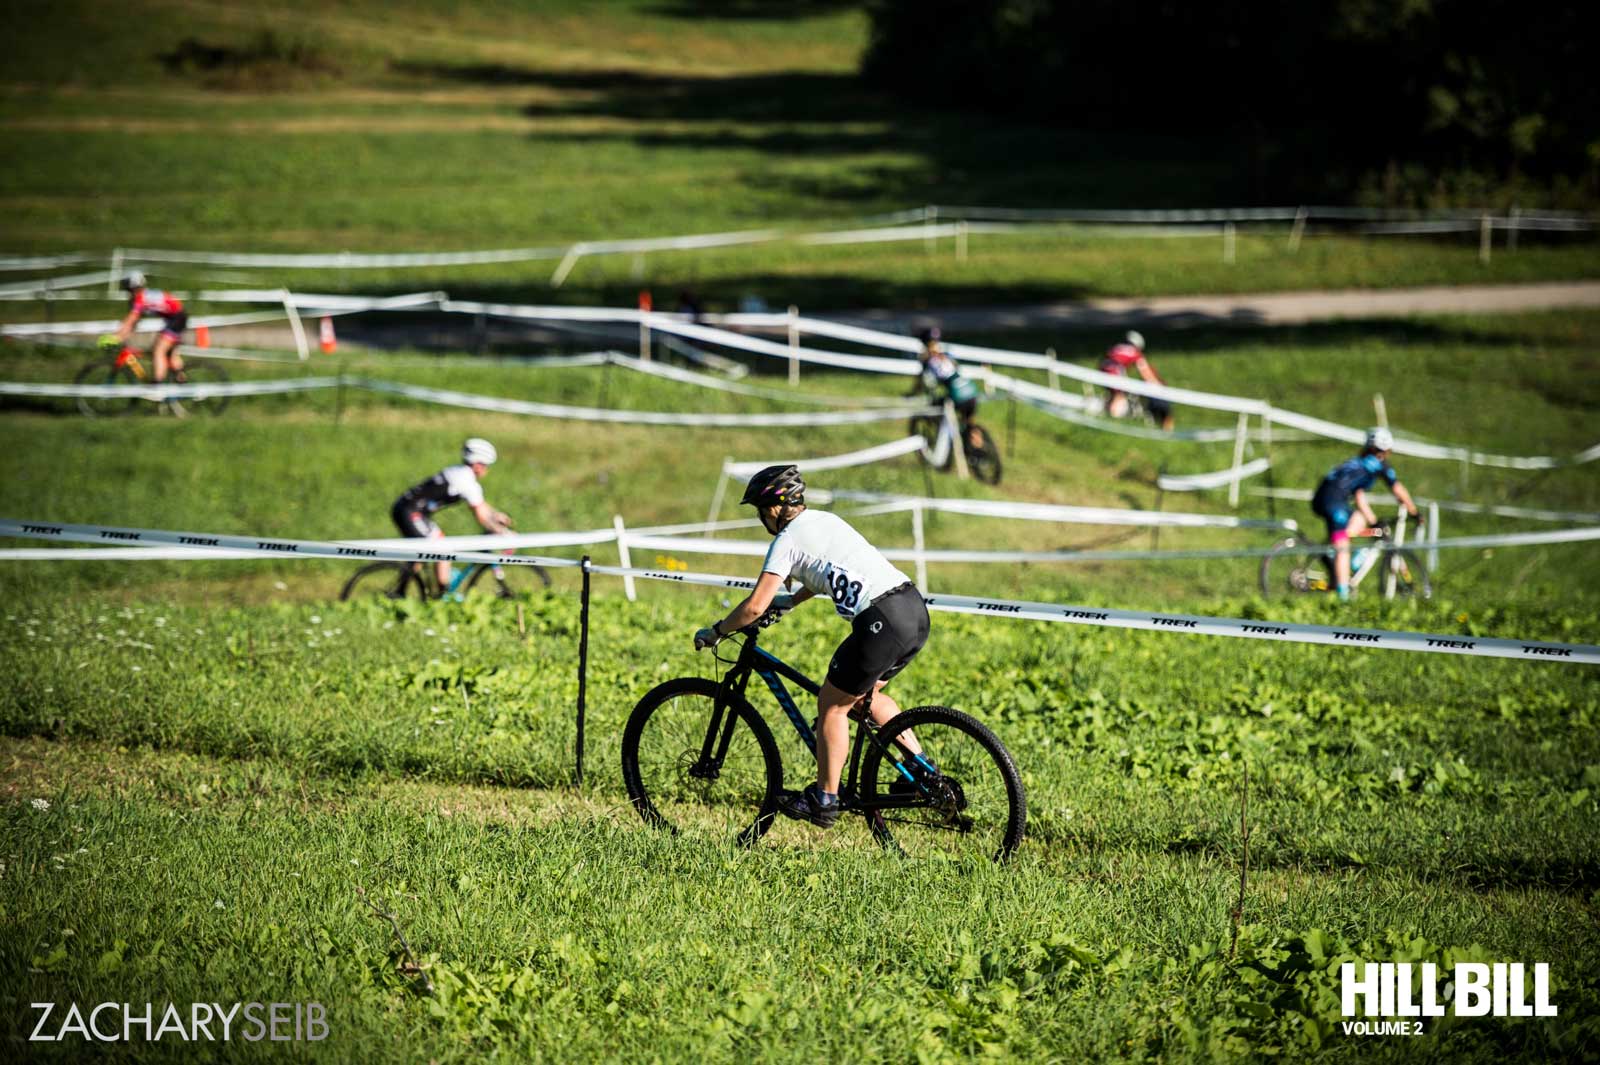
[861,1,1599,207]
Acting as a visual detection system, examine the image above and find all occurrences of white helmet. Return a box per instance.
[462,438,498,466]
[120,270,146,291]
[1365,427,1394,452]
[1125,330,1145,350]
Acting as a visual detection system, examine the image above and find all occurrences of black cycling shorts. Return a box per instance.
[391,500,440,538]
[826,583,930,696]
[955,397,978,422]
[1147,397,1172,421]
[159,312,189,340]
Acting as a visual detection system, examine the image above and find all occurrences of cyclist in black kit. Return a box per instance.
[392,438,511,593]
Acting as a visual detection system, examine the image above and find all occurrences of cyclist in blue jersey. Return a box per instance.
[1311,428,1421,601]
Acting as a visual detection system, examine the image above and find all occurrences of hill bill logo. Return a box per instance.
[1339,963,1556,1036]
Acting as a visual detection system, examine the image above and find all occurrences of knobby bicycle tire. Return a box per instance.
[1258,537,1327,598]
[73,361,139,418]
[965,425,1002,485]
[621,677,783,848]
[339,562,425,602]
[860,705,1026,862]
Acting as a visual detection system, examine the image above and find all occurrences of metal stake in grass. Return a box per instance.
[1227,761,1251,961]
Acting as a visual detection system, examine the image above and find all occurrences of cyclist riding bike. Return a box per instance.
[391,438,512,594]
[911,326,983,449]
[694,464,933,829]
[109,270,189,408]
[1312,427,1421,602]
[1100,330,1175,432]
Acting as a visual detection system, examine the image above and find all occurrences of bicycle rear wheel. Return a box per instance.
[1258,538,1330,598]
[621,677,782,847]
[171,362,231,416]
[73,361,139,417]
[339,562,425,601]
[463,560,552,598]
[860,706,1026,862]
[964,425,1002,485]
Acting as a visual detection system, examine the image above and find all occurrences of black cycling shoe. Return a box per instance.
[777,784,840,829]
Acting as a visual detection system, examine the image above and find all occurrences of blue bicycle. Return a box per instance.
[621,615,1026,861]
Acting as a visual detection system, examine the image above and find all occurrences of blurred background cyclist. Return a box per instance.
[911,326,983,448]
[109,270,188,392]
[391,437,512,594]
[1311,427,1422,601]
[1100,330,1175,432]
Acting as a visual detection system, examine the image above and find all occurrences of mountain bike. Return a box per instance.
[73,339,230,417]
[621,614,1026,861]
[910,402,1003,485]
[339,545,551,601]
[1258,514,1430,600]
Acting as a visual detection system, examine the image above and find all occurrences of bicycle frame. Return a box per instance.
[705,630,929,813]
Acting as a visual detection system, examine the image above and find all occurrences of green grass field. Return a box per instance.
[2,311,1598,1060]
[3,0,1596,313]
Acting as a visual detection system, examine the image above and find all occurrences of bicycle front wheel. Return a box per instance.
[463,560,552,599]
[1378,547,1431,600]
[909,415,949,469]
[339,562,425,602]
[1258,538,1329,598]
[171,362,231,416]
[860,706,1026,862]
[621,677,782,847]
[73,361,139,417]
[965,425,1002,485]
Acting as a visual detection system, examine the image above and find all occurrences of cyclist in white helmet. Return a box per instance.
[391,438,512,593]
[1100,330,1175,431]
[1311,427,1421,601]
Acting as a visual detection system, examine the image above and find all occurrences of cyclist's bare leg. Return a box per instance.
[1330,513,1370,588]
[429,531,451,590]
[1105,390,1128,418]
[151,334,179,382]
[817,679,924,792]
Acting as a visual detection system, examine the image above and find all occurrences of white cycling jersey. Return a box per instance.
[399,464,484,513]
[760,510,910,620]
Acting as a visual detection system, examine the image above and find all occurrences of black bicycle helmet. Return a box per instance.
[915,325,941,344]
[741,464,805,507]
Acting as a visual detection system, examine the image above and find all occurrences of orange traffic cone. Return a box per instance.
[195,324,211,349]
[319,316,336,354]
[637,290,652,313]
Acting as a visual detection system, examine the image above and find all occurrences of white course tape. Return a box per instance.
[0,291,443,337]
[1158,459,1273,491]
[4,518,1594,664]
[356,378,935,427]
[0,519,581,571]
[604,353,920,409]
[576,564,1598,665]
[1247,487,1600,526]
[836,492,1295,531]
[722,436,930,478]
[0,376,343,401]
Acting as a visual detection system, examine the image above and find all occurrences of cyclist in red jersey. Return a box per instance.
[1100,330,1174,431]
[110,270,189,391]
